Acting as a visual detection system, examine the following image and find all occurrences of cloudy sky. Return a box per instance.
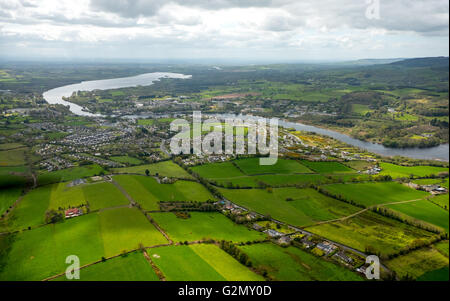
[0,0,448,62]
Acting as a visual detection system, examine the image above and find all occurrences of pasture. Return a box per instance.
[386,245,449,280]
[307,211,438,257]
[320,182,429,207]
[379,162,448,179]
[0,148,27,166]
[147,244,263,281]
[109,156,142,165]
[0,166,30,188]
[83,182,130,211]
[0,208,167,280]
[149,212,265,243]
[0,187,22,216]
[55,251,160,281]
[238,243,361,281]
[37,164,105,186]
[112,160,193,179]
[429,194,449,210]
[387,200,449,232]
[114,175,214,210]
[99,207,168,257]
[234,158,313,175]
[219,187,360,227]
[191,161,244,179]
[300,160,354,174]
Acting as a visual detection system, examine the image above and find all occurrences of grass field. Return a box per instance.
[109,156,142,165]
[387,200,449,232]
[0,213,104,280]
[417,266,449,281]
[320,182,429,207]
[379,162,448,179]
[300,160,354,174]
[148,244,263,281]
[37,164,105,186]
[307,211,438,257]
[429,194,449,210]
[112,160,193,179]
[238,243,362,281]
[0,166,30,188]
[234,158,313,175]
[0,207,167,280]
[150,212,265,243]
[99,207,168,257]
[114,175,214,210]
[0,187,22,216]
[83,182,130,211]
[0,148,27,166]
[219,187,360,227]
[385,245,449,280]
[54,251,159,281]
[191,161,244,179]
[3,185,52,231]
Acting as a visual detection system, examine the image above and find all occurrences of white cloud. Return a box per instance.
[0,0,448,61]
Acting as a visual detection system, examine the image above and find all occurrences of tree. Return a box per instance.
[145,169,150,176]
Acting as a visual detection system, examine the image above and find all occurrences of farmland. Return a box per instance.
[219,187,360,227]
[114,175,214,210]
[387,200,449,232]
[238,243,362,281]
[37,164,105,186]
[379,162,448,179]
[385,245,449,280]
[112,161,193,179]
[320,182,429,207]
[54,251,159,281]
[300,161,354,174]
[148,244,263,281]
[234,158,313,175]
[307,211,438,257]
[0,187,22,216]
[150,212,265,243]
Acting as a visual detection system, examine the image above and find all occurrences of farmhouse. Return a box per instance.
[65,208,83,219]
[264,229,283,237]
[316,242,337,255]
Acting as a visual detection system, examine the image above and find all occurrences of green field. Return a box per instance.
[307,211,438,257]
[109,156,142,165]
[234,158,313,175]
[37,164,105,186]
[191,161,245,179]
[0,166,30,188]
[114,175,214,210]
[0,187,22,216]
[150,212,265,243]
[238,243,362,281]
[3,185,52,231]
[386,245,449,280]
[219,187,360,227]
[0,213,105,280]
[387,200,449,232]
[0,148,27,166]
[300,160,354,174]
[55,251,159,281]
[83,182,130,211]
[148,244,263,281]
[429,194,449,210]
[99,207,168,257]
[0,207,167,280]
[320,182,429,207]
[112,160,193,179]
[379,162,448,179]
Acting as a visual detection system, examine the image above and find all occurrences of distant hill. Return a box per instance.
[389,57,449,68]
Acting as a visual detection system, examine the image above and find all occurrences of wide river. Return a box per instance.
[42,73,449,161]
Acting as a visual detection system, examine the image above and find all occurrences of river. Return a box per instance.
[42,73,449,161]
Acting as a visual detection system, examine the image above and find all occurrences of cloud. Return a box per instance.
[0,0,448,61]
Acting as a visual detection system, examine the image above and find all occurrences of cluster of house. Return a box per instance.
[39,156,74,171]
[182,154,234,166]
[365,166,382,175]
[421,184,447,194]
[64,208,83,219]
